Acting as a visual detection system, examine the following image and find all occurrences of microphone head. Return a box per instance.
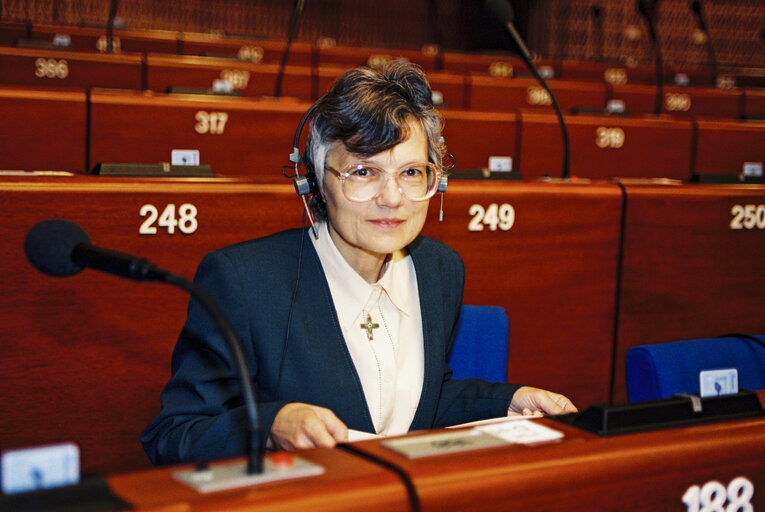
[485,0,514,24]
[690,0,702,15]
[24,219,91,277]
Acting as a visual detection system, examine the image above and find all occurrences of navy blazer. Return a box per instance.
[142,228,518,465]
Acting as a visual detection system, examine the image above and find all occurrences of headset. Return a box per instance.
[282,97,453,233]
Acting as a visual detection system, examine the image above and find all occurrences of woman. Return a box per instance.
[142,61,575,465]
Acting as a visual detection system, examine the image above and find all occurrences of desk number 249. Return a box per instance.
[682,477,754,512]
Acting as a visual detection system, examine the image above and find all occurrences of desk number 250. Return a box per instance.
[140,204,198,235]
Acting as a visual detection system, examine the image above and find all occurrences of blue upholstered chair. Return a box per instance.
[626,334,765,402]
[448,305,509,383]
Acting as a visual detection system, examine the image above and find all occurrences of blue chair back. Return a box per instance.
[449,305,509,383]
[626,334,765,402]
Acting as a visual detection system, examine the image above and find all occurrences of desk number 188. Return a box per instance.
[682,477,754,512]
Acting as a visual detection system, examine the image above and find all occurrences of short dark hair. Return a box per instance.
[304,60,444,220]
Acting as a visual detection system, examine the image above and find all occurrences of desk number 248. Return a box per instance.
[682,477,754,512]
[140,204,198,235]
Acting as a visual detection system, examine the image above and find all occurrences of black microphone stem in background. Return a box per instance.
[274,0,306,98]
[637,0,664,115]
[591,5,604,62]
[484,0,570,180]
[691,0,718,86]
[106,0,118,53]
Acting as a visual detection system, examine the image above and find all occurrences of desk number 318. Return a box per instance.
[682,477,754,512]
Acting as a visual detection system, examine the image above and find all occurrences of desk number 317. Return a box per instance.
[682,476,754,512]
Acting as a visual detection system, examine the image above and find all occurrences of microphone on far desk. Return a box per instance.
[24,219,265,477]
[484,0,571,180]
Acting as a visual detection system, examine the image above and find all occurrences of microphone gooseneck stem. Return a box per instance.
[503,21,570,180]
[162,272,263,475]
[274,0,306,98]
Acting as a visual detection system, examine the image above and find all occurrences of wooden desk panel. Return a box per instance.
[181,34,313,67]
[0,177,305,474]
[108,415,765,511]
[469,76,607,113]
[440,51,522,77]
[109,449,409,512]
[439,110,519,171]
[421,181,623,408]
[610,83,743,117]
[315,66,468,110]
[25,24,182,54]
[743,88,765,120]
[315,44,437,71]
[518,112,694,180]
[694,118,765,177]
[0,86,87,172]
[613,183,765,402]
[0,47,143,89]
[145,54,315,100]
[0,177,621,474]
[89,89,307,177]
[349,416,765,511]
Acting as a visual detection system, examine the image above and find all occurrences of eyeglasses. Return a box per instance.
[325,162,441,202]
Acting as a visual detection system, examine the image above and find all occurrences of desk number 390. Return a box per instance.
[140,204,198,235]
[468,203,515,232]
[682,476,754,512]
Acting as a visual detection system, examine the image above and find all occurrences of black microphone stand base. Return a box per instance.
[173,455,323,493]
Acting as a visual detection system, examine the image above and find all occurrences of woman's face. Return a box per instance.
[322,121,431,282]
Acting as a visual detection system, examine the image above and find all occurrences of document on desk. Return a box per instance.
[382,418,564,458]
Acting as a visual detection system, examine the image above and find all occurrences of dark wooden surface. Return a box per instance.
[612,182,765,402]
[0,85,87,172]
[517,112,694,180]
[0,46,143,89]
[106,414,765,511]
[0,177,620,474]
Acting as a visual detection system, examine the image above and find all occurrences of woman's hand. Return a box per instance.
[271,403,349,450]
[509,386,578,416]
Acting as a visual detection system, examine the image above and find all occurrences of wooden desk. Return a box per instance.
[180,33,313,66]
[610,83,743,118]
[613,182,765,402]
[0,86,87,172]
[347,415,765,511]
[88,89,307,176]
[106,415,765,511]
[421,181,623,408]
[145,54,315,100]
[743,88,765,120]
[20,23,182,54]
[0,46,143,89]
[315,44,437,71]
[693,118,765,178]
[517,112,694,180]
[0,177,621,475]
[109,449,409,512]
[469,76,608,113]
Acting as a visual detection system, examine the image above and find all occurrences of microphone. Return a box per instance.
[105,0,118,53]
[484,0,571,180]
[636,0,664,114]
[591,5,604,62]
[24,219,264,475]
[274,0,306,98]
[690,0,718,86]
